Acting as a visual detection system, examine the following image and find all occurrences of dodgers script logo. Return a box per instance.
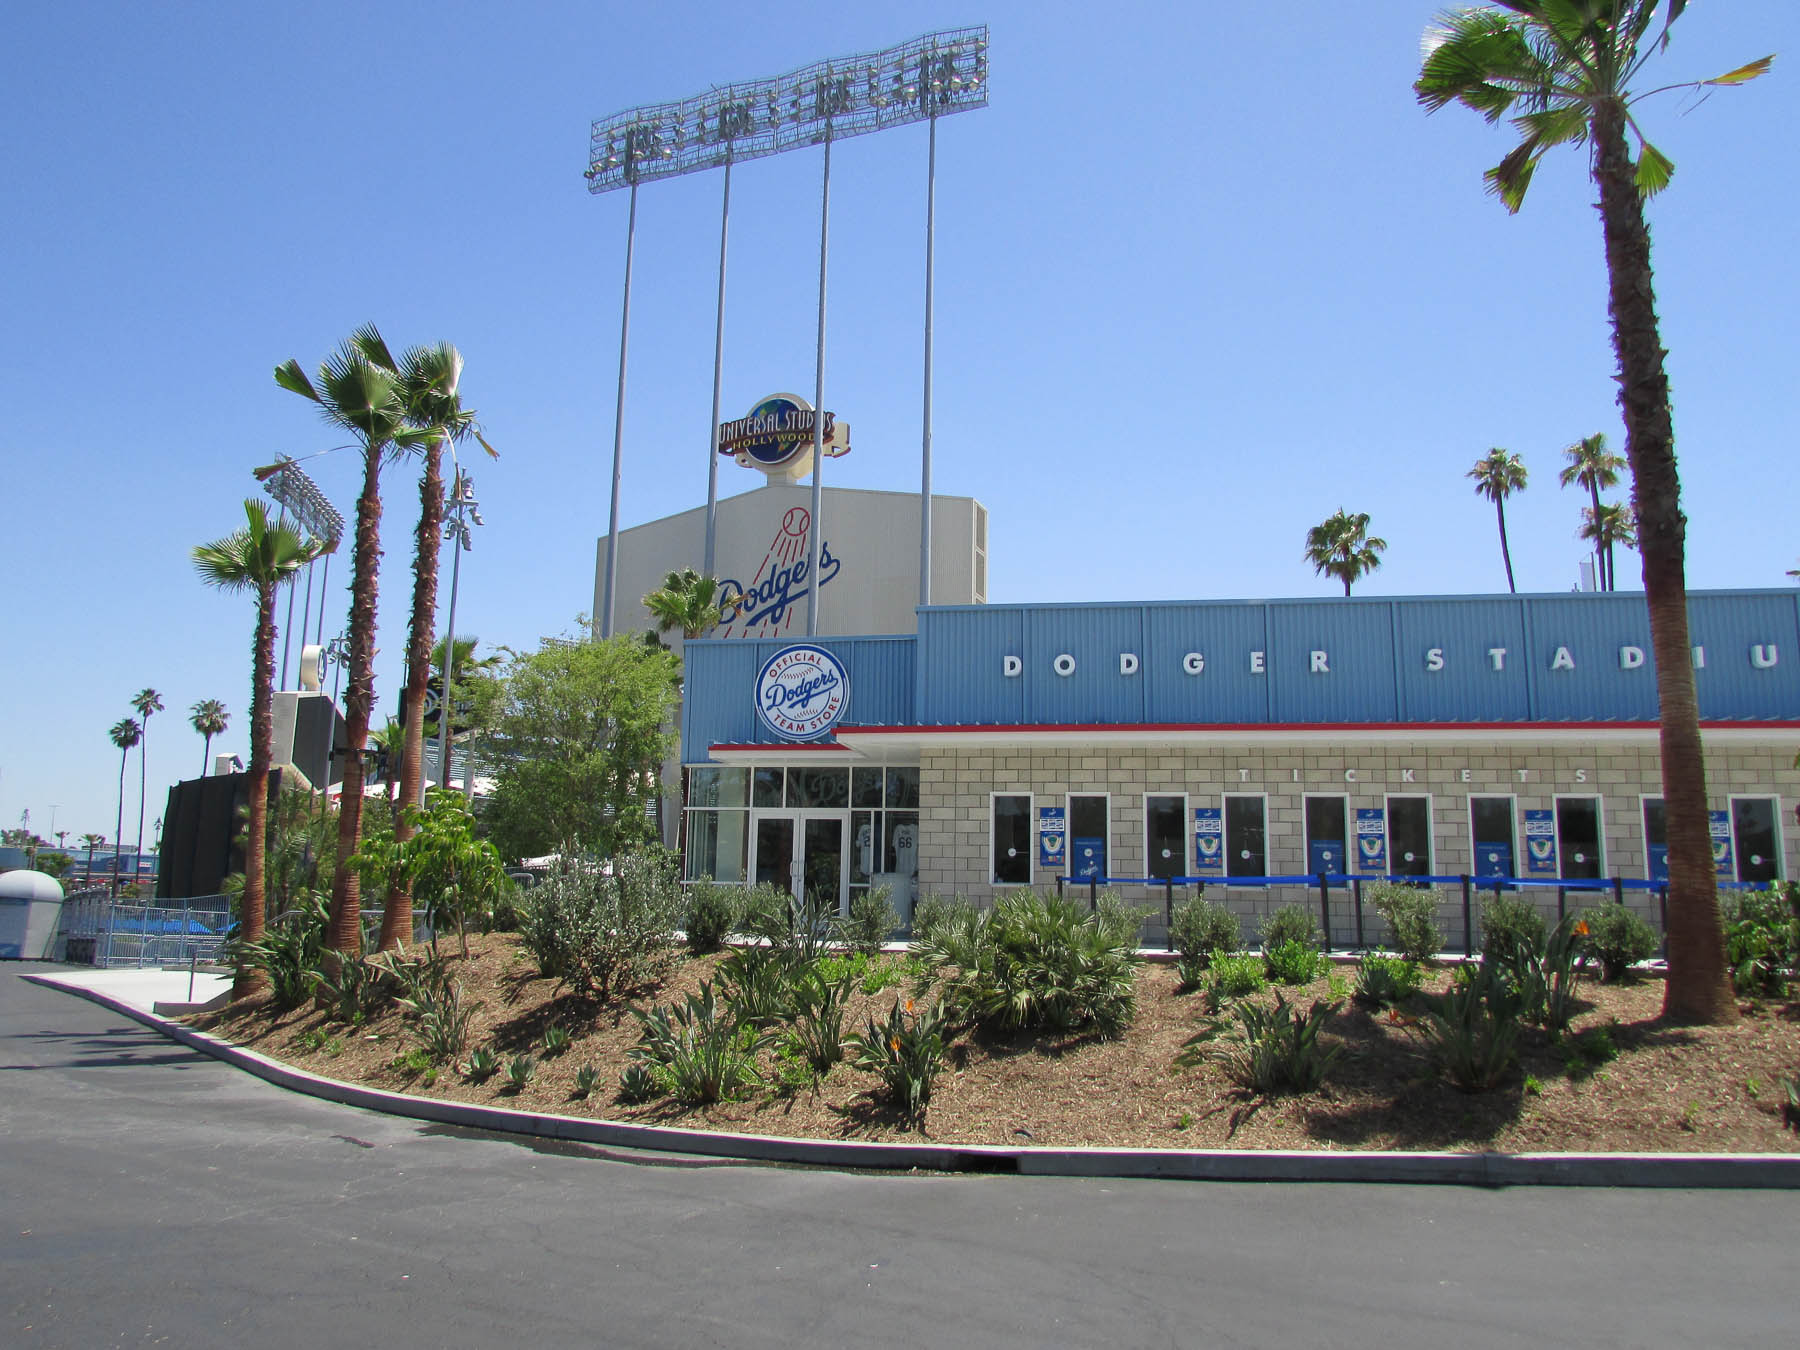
[718,507,841,636]
[755,644,851,741]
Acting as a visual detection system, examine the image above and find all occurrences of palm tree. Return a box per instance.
[194,499,323,999]
[1467,449,1528,593]
[368,718,407,826]
[380,341,492,953]
[1560,432,1627,588]
[1417,2,1771,1025]
[277,327,419,967]
[1303,510,1387,597]
[108,718,141,895]
[1580,501,1638,592]
[644,568,740,640]
[130,688,163,882]
[80,832,104,889]
[190,699,230,775]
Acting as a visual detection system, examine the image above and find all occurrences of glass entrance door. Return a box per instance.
[750,811,848,913]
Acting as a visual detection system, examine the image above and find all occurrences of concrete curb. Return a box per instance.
[23,971,1800,1188]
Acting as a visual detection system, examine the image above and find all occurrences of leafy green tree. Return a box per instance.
[189,699,230,775]
[1417,0,1771,1025]
[484,629,680,863]
[108,717,141,895]
[358,789,507,957]
[643,568,739,641]
[1580,500,1638,591]
[1303,509,1387,596]
[194,498,324,998]
[277,327,421,967]
[35,852,72,880]
[1467,448,1528,593]
[79,832,104,887]
[1560,432,1627,586]
[130,688,163,875]
[425,634,505,792]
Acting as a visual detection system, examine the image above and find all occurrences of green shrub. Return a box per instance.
[306,949,391,1025]
[297,1027,343,1055]
[846,996,948,1125]
[1093,891,1148,950]
[1411,962,1520,1092]
[1170,897,1240,968]
[541,1024,572,1057]
[232,891,329,1010]
[1259,904,1317,954]
[915,889,1140,1038]
[910,893,977,944]
[1353,954,1424,1008]
[859,954,920,995]
[837,885,898,955]
[1480,893,1547,975]
[572,1063,601,1098]
[786,963,858,1076]
[514,847,683,1000]
[1203,951,1268,1005]
[629,981,767,1105]
[369,947,481,1065]
[683,879,743,954]
[1721,885,1799,997]
[617,1061,661,1104]
[503,1053,537,1092]
[1576,905,1660,982]
[717,945,801,1029]
[465,1046,499,1083]
[1505,912,1586,1032]
[1265,938,1325,986]
[1367,881,1442,963]
[735,881,792,940]
[1177,993,1343,1094]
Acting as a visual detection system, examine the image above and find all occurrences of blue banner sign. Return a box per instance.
[1647,842,1669,884]
[1355,809,1386,873]
[1193,808,1223,876]
[1474,839,1514,878]
[1038,806,1066,869]
[1524,809,1558,876]
[1307,837,1344,877]
[1072,837,1105,881]
[1710,810,1734,876]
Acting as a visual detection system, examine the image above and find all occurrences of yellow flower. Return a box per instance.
[904,998,915,1015]
[1574,920,1590,937]
[889,1036,901,1054]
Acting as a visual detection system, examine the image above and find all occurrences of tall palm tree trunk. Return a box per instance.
[135,734,148,886]
[236,583,278,999]
[1593,104,1734,1025]
[382,435,447,951]
[329,449,384,964]
[1589,480,1605,588]
[1495,499,1516,593]
[114,751,128,895]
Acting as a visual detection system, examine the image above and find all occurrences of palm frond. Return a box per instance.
[274,359,320,403]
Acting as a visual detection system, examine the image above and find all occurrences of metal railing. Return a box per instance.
[58,894,232,968]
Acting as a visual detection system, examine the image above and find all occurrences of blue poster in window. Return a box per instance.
[1355,809,1386,873]
[1072,837,1105,881]
[1193,808,1223,876]
[1647,843,1670,884]
[1524,809,1558,876]
[1038,806,1066,869]
[1474,840,1514,878]
[1307,837,1344,877]
[1710,810,1734,875]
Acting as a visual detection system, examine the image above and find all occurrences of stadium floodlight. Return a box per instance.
[253,454,346,688]
[587,27,990,639]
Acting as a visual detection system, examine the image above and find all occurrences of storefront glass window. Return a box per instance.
[1732,797,1782,884]
[886,767,921,809]
[1556,797,1603,880]
[1225,795,1266,878]
[753,768,785,808]
[787,767,849,808]
[686,810,747,885]
[1068,794,1108,881]
[688,766,748,809]
[1470,796,1516,877]
[851,768,884,808]
[1387,796,1431,877]
[851,810,877,885]
[992,794,1031,885]
[1145,795,1185,881]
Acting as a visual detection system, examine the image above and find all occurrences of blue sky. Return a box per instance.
[3,1,1794,847]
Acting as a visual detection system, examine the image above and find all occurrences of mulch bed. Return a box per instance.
[190,932,1800,1154]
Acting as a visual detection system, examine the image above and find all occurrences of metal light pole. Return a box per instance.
[252,455,345,687]
[436,469,484,796]
[919,108,938,608]
[806,127,832,637]
[584,27,989,625]
[316,633,349,820]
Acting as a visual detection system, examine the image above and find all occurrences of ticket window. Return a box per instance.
[1556,796,1604,880]
[1387,796,1432,877]
[1470,796,1517,878]
[1642,797,1669,883]
[1145,795,1186,882]
[1225,795,1267,879]
[1304,795,1348,877]
[1732,797,1784,884]
[1068,794,1109,881]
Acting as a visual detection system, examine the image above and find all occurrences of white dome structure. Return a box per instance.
[0,869,66,960]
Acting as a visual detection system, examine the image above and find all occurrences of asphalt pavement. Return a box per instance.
[3,961,1796,1349]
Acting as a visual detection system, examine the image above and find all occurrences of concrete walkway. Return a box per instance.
[21,962,1800,1189]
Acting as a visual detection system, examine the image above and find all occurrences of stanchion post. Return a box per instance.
[1317,873,1332,955]
[1352,877,1365,951]
[1164,878,1175,951]
[1612,875,1625,907]
[1461,875,1474,957]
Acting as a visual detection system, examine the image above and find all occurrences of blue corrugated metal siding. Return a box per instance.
[1023,605,1147,725]
[1266,601,1399,723]
[916,608,1023,724]
[1393,598,1531,722]
[1522,594,1660,721]
[1142,603,1271,723]
[682,635,915,759]
[1689,591,1800,720]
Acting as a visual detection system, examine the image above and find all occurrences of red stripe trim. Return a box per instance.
[830,720,1800,735]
